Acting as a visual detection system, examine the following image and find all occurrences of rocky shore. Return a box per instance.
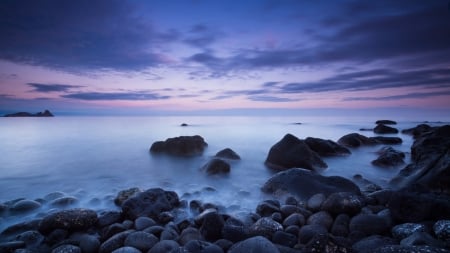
[1,122,449,253]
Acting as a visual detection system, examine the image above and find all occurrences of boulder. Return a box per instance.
[402,124,433,138]
[304,137,351,156]
[249,217,283,239]
[304,234,352,253]
[391,223,426,240]
[215,148,241,160]
[371,136,403,145]
[114,188,141,206]
[372,147,405,168]
[148,240,180,253]
[121,188,179,220]
[390,125,450,192]
[349,214,390,236]
[338,133,376,148]
[183,240,224,253]
[374,124,399,134]
[39,209,97,234]
[150,135,207,156]
[261,168,361,200]
[124,231,158,252]
[434,220,450,242]
[352,235,397,253]
[199,209,224,242]
[298,224,328,244]
[376,120,397,125]
[201,159,230,175]
[321,192,365,216]
[228,236,280,253]
[265,134,327,171]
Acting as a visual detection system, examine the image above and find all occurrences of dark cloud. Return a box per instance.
[27,83,83,93]
[184,24,222,49]
[0,0,167,72]
[343,90,450,101]
[61,91,170,101]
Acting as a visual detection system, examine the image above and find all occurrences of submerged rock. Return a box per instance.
[215,148,241,160]
[265,134,327,171]
[201,158,231,175]
[372,147,405,168]
[402,124,433,138]
[304,137,351,156]
[338,133,376,148]
[150,135,208,156]
[376,120,397,125]
[374,124,399,134]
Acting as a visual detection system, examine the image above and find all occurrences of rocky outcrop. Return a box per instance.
[201,158,231,175]
[4,110,54,117]
[215,148,241,160]
[338,133,377,148]
[150,135,207,156]
[261,168,361,200]
[376,120,397,125]
[390,125,450,192]
[402,124,433,138]
[372,147,405,168]
[374,124,399,134]
[304,137,351,156]
[265,134,327,171]
[371,136,403,145]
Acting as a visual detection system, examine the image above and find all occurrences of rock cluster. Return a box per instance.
[150,135,208,156]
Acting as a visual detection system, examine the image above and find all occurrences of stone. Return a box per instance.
[376,120,397,125]
[262,168,361,200]
[0,241,26,252]
[150,135,208,156]
[256,200,280,217]
[52,244,82,253]
[352,235,397,253]
[111,247,141,253]
[228,236,280,253]
[71,234,100,253]
[307,193,326,212]
[374,124,399,134]
[371,136,403,145]
[179,227,203,245]
[50,196,79,207]
[265,134,328,171]
[283,213,305,227]
[161,226,179,241]
[114,188,141,206]
[372,245,450,253]
[221,217,249,243]
[337,133,376,148]
[16,230,44,248]
[121,188,179,220]
[199,210,224,242]
[148,240,180,253]
[304,137,351,156]
[280,205,301,218]
[331,214,350,237]
[38,209,97,234]
[183,240,224,253]
[249,217,283,239]
[201,159,231,175]
[372,147,405,168]
[215,148,241,160]
[434,220,450,242]
[298,224,328,244]
[391,223,426,240]
[400,232,445,248]
[304,234,352,253]
[321,192,364,216]
[214,239,233,252]
[349,214,390,236]
[402,124,432,138]
[97,211,123,228]
[124,231,158,252]
[99,230,132,253]
[10,199,41,213]
[272,231,297,248]
[306,211,333,230]
[134,216,156,230]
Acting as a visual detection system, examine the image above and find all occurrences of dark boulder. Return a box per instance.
[331,214,350,237]
[306,211,333,230]
[349,214,390,236]
[376,120,397,125]
[391,223,426,240]
[390,125,450,192]
[39,209,97,234]
[371,136,403,145]
[262,168,361,200]
[150,135,208,156]
[338,133,376,148]
[201,159,230,175]
[374,124,399,134]
[148,240,180,253]
[298,224,328,244]
[249,217,283,239]
[304,137,351,156]
[215,148,241,160]
[352,235,397,253]
[228,236,280,253]
[304,234,353,253]
[434,220,450,242]
[10,199,41,213]
[372,147,405,168]
[121,188,179,220]
[183,240,224,253]
[402,124,433,138]
[114,188,141,206]
[321,192,365,216]
[198,209,224,242]
[265,134,327,171]
[124,231,158,252]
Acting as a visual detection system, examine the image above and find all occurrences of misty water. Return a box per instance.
[0,115,446,231]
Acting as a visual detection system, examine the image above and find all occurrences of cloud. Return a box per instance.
[248,95,297,102]
[343,90,450,101]
[0,0,169,72]
[61,91,170,101]
[27,83,83,93]
[184,24,222,49]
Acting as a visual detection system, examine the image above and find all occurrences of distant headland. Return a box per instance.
[4,109,54,117]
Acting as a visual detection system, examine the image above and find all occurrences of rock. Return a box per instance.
[434,220,450,242]
[265,134,327,171]
[391,223,426,240]
[272,230,297,248]
[10,199,41,213]
[199,210,224,242]
[228,236,280,253]
[181,123,189,127]
[16,230,44,248]
[306,211,333,230]
[352,235,397,253]
[304,234,352,253]
[134,217,156,230]
[390,125,450,192]
[0,241,26,252]
[280,204,300,217]
[321,192,364,216]
[215,148,241,160]
[352,174,383,193]
[349,214,390,236]
[71,234,100,253]
[400,232,445,248]
[331,214,350,237]
[39,209,97,234]
[201,159,230,175]
[372,245,450,253]
[298,224,328,244]
[102,223,127,240]
[99,230,132,253]
[114,188,141,206]
[376,120,397,125]
[111,247,141,253]
[371,136,403,145]
[249,217,283,239]
[121,188,179,220]
[148,240,180,253]
[52,244,82,253]
[402,124,433,138]
[283,213,305,227]
[97,211,123,228]
[262,168,361,200]
[150,135,208,156]
[4,110,54,117]
[256,200,280,217]
[160,226,179,241]
[372,147,405,168]
[124,231,158,252]
[179,227,203,245]
[304,137,351,156]
[0,219,41,238]
[50,196,79,207]
[374,124,399,134]
[183,240,223,253]
[307,193,326,212]
[337,133,376,148]
[221,217,249,243]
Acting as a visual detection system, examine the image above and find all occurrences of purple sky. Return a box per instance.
[0,0,449,115]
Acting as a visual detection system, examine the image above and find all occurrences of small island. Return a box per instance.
[4,110,54,117]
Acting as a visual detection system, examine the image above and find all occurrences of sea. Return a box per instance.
[0,114,448,231]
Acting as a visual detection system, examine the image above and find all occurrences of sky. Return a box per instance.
[0,0,449,116]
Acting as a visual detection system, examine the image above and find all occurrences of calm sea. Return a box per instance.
[0,115,447,230]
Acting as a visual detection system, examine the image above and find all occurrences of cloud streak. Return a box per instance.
[343,90,450,101]
[61,91,170,101]
[27,83,83,93]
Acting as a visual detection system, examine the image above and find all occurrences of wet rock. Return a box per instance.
[402,124,432,138]
[161,226,179,240]
[150,135,208,156]
[265,134,328,171]
[374,124,399,134]
[349,214,390,236]
[179,227,203,245]
[70,233,100,253]
[46,228,68,245]
[97,211,123,228]
[372,245,450,253]
[50,196,79,207]
[221,217,249,243]
[372,147,405,168]
[307,193,326,212]
[148,240,180,253]
[114,188,141,206]
[376,120,397,125]
[0,241,26,252]
[52,244,82,253]
[338,133,376,148]
[371,136,403,145]
[102,223,127,240]
[249,217,283,239]
[134,216,156,230]
[201,158,231,175]
[1,219,41,238]
[304,234,352,253]
[304,137,351,156]
[124,231,158,252]
[434,220,450,242]
[353,174,383,193]
[199,210,224,242]
[352,235,397,253]
[214,239,233,252]
[262,168,361,200]
[391,223,426,240]
[280,204,301,218]
[283,213,305,227]
[16,230,44,248]
[298,224,328,244]
[39,209,97,234]
[183,240,223,253]
[228,236,280,253]
[215,148,241,160]
[331,214,350,237]
[306,211,333,230]
[99,230,132,253]
[272,230,297,247]
[10,199,41,213]
[400,232,445,248]
[321,192,364,216]
[121,188,179,220]
[256,200,280,217]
